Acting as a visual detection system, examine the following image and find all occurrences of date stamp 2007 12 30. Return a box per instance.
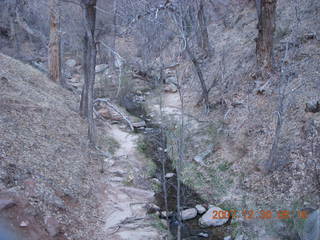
[212,209,309,220]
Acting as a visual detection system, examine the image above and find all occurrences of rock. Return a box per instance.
[166,76,178,84]
[95,64,108,73]
[98,107,122,121]
[43,190,66,209]
[44,216,60,237]
[161,219,167,226]
[64,69,72,79]
[198,232,209,238]
[304,32,317,40]
[235,235,244,240]
[161,211,172,218]
[146,203,161,214]
[121,94,145,117]
[181,208,197,221]
[152,178,161,185]
[193,144,214,164]
[199,206,228,227]
[165,173,175,178]
[164,83,177,93]
[132,121,146,128]
[231,101,243,108]
[69,74,81,83]
[65,59,77,68]
[19,221,29,227]
[195,204,206,214]
[0,198,16,211]
[104,159,115,167]
[224,236,232,240]
[305,100,320,113]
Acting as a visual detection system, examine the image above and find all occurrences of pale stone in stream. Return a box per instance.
[195,204,206,214]
[199,206,228,227]
[165,173,175,178]
[181,208,197,220]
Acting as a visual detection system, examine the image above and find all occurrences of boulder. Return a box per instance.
[181,208,197,221]
[161,211,172,218]
[198,232,209,238]
[166,76,178,84]
[132,121,146,128]
[95,64,108,73]
[65,59,77,68]
[305,100,320,113]
[195,204,206,214]
[165,173,175,178]
[64,67,74,79]
[164,83,177,93]
[193,144,214,164]
[98,107,122,121]
[199,206,228,227]
[145,203,161,214]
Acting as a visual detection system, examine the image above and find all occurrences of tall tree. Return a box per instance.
[48,0,62,83]
[256,0,277,72]
[80,0,98,146]
[8,0,20,58]
[197,0,210,57]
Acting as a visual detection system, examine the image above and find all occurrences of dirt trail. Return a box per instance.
[101,125,161,240]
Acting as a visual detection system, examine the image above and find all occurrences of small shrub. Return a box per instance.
[218,162,232,172]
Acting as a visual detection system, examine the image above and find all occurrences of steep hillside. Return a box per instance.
[0,53,106,239]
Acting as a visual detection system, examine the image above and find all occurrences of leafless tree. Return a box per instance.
[79,0,98,146]
[170,1,212,112]
[48,0,62,83]
[196,0,210,57]
[256,0,277,73]
[8,0,21,57]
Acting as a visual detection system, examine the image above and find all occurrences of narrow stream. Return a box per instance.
[123,92,232,239]
[141,124,231,240]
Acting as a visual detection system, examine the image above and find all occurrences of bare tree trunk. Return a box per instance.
[80,0,97,146]
[185,41,210,111]
[176,73,185,240]
[48,0,61,83]
[197,0,210,57]
[80,35,89,118]
[9,1,20,58]
[264,42,290,174]
[105,0,117,68]
[256,0,277,72]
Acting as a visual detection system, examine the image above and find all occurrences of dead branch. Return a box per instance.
[94,98,134,131]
